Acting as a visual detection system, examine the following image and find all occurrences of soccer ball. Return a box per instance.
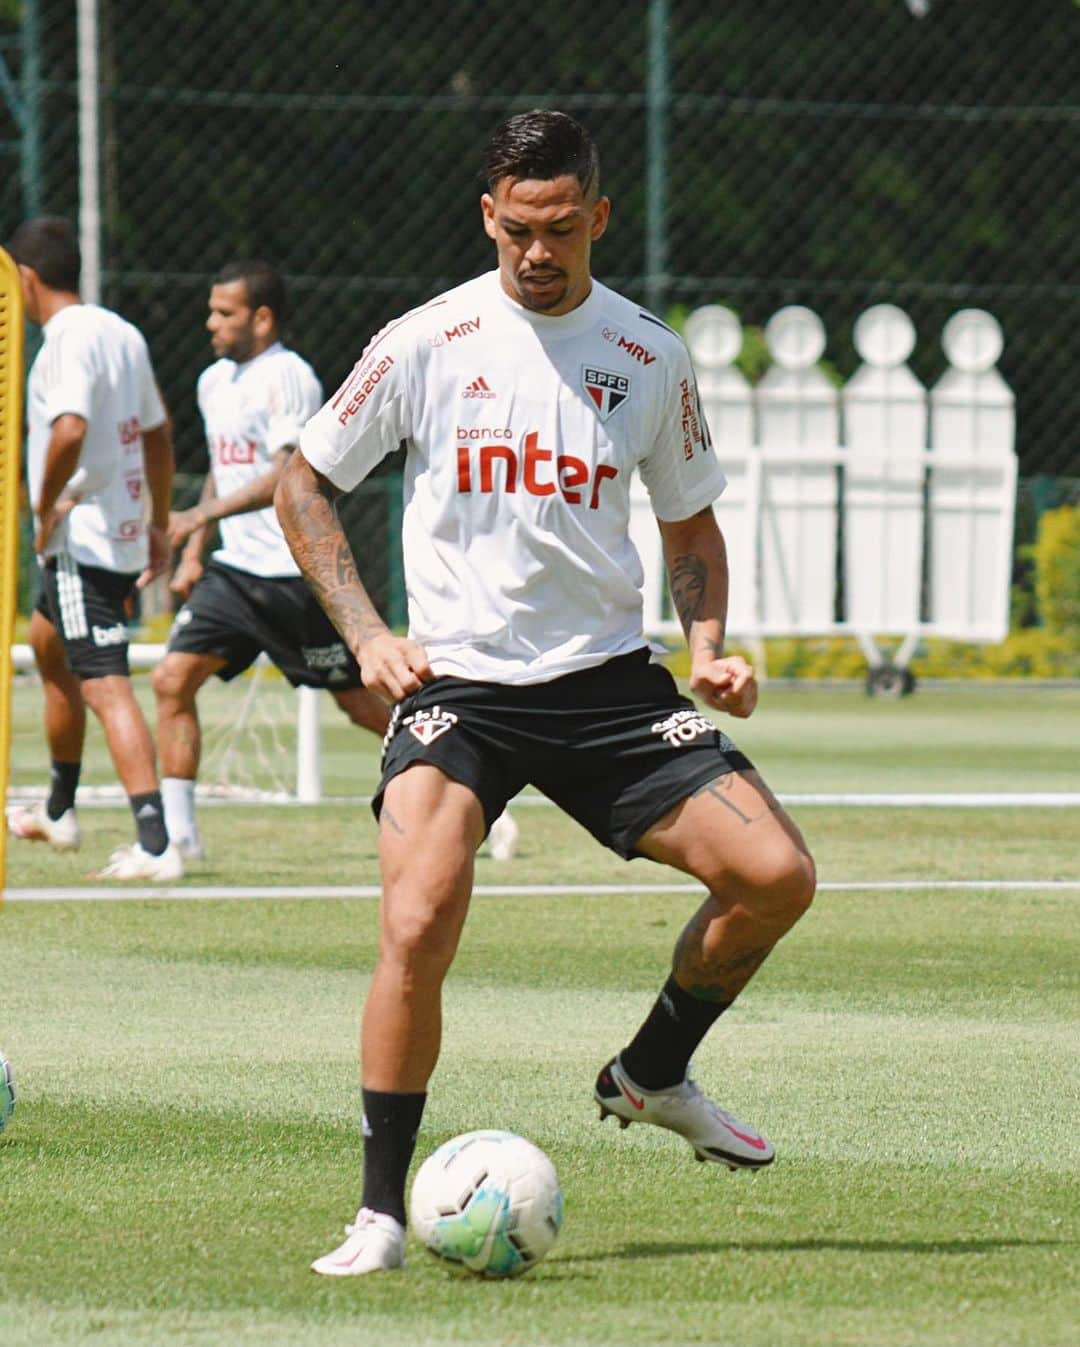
[0,1049,15,1134]
[410,1129,563,1278]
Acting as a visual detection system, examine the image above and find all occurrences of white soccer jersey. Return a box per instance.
[26,303,167,572]
[300,270,726,684]
[197,341,322,577]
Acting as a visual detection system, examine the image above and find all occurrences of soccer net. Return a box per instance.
[9,644,323,805]
[0,247,25,890]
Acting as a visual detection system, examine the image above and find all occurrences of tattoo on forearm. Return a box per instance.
[279,472,387,652]
[670,553,707,631]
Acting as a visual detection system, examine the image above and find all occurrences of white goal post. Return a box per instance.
[11,643,324,803]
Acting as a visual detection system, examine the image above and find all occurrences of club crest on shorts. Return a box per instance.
[582,366,630,421]
[406,706,459,746]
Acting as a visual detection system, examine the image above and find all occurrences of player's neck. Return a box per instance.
[37,290,81,326]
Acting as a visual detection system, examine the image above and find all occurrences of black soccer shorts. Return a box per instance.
[36,553,138,679]
[166,558,364,690]
[375,646,754,858]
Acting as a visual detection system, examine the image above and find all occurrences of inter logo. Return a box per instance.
[582,366,630,421]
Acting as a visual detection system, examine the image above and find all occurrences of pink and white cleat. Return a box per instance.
[594,1056,775,1170]
[7,802,80,852]
[310,1207,406,1276]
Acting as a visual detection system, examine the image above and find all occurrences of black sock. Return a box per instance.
[619,975,732,1091]
[47,760,81,820]
[361,1088,427,1227]
[130,791,169,855]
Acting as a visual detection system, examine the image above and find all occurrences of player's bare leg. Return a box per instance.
[152,651,226,859]
[331,685,392,737]
[365,764,485,1091]
[312,764,484,1276]
[595,767,815,1167]
[7,611,85,850]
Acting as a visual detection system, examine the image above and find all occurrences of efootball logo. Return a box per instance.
[582,366,630,421]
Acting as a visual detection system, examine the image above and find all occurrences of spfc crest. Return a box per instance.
[582,366,630,421]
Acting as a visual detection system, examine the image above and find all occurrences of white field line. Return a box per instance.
[6,790,1080,809]
[4,879,1079,903]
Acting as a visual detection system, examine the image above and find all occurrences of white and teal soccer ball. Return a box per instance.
[410,1130,563,1278]
[0,1049,15,1133]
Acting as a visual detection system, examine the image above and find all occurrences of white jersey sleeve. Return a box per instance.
[134,331,167,432]
[40,324,97,424]
[265,356,323,455]
[299,316,415,491]
[637,338,726,523]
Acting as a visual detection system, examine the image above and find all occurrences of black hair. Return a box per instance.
[213,259,286,321]
[480,109,600,196]
[7,217,81,292]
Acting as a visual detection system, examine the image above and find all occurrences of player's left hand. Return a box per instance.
[137,524,172,589]
[689,652,758,719]
[33,499,76,554]
[167,508,204,547]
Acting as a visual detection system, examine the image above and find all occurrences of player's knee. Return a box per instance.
[381,890,467,974]
[729,843,815,930]
[151,658,191,705]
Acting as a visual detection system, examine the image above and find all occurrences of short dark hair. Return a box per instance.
[213,259,286,321]
[481,109,600,196]
[7,217,81,292]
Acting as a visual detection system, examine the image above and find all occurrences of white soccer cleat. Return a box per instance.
[95,841,184,882]
[311,1207,406,1276]
[7,802,80,852]
[172,835,206,862]
[594,1056,775,1170]
[486,809,519,861]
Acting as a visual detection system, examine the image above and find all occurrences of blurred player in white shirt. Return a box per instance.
[277,111,815,1276]
[6,216,183,880]
[153,262,519,862]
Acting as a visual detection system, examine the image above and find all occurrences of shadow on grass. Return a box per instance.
[561,1236,1070,1264]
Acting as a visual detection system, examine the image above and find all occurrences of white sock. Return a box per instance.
[161,777,198,844]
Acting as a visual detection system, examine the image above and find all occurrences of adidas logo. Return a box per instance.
[463,376,496,399]
[136,803,160,819]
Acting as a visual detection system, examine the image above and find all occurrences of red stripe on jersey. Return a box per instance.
[330,299,449,409]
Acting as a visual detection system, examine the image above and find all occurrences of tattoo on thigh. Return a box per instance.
[380,806,404,836]
[692,771,781,825]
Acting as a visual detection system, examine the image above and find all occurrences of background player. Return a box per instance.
[155,260,519,861]
[6,216,183,880]
[276,110,815,1275]
[152,260,388,859]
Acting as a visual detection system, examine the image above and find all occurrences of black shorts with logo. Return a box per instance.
[166,558,363,690]
[376,647,754,859]
[36,553,137,679]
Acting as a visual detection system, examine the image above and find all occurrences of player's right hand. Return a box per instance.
[169,555,204,601]
[358,632,434,703]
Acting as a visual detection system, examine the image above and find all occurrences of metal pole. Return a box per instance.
[77,0,102,303]
[645,0,669,317]
[20,0,42,217]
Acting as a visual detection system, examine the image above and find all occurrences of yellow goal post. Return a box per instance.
[0,246,25,897]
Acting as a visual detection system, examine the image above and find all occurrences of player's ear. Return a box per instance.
[590,196,611,242]
[252,305,275,341]
[481,194,497,241]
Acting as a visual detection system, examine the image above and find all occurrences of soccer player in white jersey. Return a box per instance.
[151,260,390,860]
[276,110,816,1275]
[5,217,183,880]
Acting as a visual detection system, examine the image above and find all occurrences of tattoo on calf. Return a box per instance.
[673,910,773,1003]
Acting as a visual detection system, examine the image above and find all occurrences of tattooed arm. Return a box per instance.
[658,506,757,718]
[274,451,432,702]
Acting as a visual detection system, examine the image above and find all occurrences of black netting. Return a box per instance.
[1,0,1077,488]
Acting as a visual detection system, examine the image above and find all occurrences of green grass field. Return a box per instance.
[3,681,1079,1346]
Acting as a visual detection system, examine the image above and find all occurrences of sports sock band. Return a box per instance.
[618,974,731,1091]
[361,1088,427,1227]
[129,790,169,856]
[47,760,81,820]
[161,776,198,842]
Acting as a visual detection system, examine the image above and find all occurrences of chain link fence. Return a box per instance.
[2,0,1079,614]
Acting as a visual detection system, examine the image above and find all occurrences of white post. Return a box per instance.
[77,0,102,304]
[296,686,322,803]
